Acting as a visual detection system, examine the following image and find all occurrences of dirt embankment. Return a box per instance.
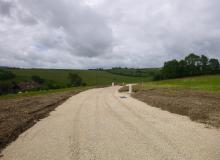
[0,91,80,152]
[131,88,220,128]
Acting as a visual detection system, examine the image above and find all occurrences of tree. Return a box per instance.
[200,55,209,74]
[135,69,142,77]
[153,72,163,81]
[31,75,45,84]
[162,59,179,78]
[0,69,15,80]
[185,53,200,65]
[178,60,187,77]
[0,81,19,95]
[185,53,200,75]
[11,81,20,93]
[0,82,12,94]
[68,73,83,86]
[159,53,220,80]
[208,58,220,73]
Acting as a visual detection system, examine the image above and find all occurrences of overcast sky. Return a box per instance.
[0,0,220,69]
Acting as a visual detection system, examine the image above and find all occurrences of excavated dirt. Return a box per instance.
[132,88,220,128]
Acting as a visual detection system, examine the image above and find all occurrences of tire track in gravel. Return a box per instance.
[70,89,104,160]
[111,93,186,155]
[102,92,173,159]
[69,96,86,160]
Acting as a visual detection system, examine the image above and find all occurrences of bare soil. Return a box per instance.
[0,91,80,152]
[132,88,220,128]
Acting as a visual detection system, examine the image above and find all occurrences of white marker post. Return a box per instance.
[129,84,132,94]
[112,82,115,86]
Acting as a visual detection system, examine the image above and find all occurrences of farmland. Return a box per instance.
[4,68,153,87]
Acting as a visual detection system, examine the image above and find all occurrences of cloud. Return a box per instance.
[0,0,220,68]
[0,0,14,16]
[0,0,114,68]
[98,0,220,63]
[20,0,113,57]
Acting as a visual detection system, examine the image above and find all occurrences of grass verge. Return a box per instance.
[0,86,93,99]
[142,74,220,92]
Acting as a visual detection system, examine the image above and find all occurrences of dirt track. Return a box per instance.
[1,87,220,160]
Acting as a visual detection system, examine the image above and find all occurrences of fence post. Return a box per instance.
[129,84,132,94]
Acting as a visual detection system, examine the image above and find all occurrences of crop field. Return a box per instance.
[4,68,153,87]
[106,68,159,77]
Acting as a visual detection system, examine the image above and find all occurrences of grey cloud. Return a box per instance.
[20,0,113,57]
[100,0,220,65]
[0,0,220,69]
[16,11,38,25]
[0,0,14,16]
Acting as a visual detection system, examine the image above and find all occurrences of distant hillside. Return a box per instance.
[105,67,159,77]
[2,68,154,87]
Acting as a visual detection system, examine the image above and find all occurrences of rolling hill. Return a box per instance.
[3,68,155,87]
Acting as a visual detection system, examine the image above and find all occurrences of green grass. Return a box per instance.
[0,68,154,98]
[0,86,93,99]
[142,75,220,92]
[4,68,152,86]
[106,68,159,77]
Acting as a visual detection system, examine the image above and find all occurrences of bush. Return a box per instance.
[31,75,45,84]
[68,73,83,86]
[82,82,87,86]
[45,81,61,90]
[0,70,15,80]
[153,72,164,81]
[0,81,19,95]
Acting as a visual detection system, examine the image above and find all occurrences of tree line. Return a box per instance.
[154,53,220,80]
[0,69,15,80]
[106,67,157,77]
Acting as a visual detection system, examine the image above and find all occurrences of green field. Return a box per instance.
[141,75,220,92]
[4,68,153,87]
[106,68,159,77]
[0,86,94,99]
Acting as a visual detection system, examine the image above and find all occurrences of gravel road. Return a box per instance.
[1,86,220,160]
